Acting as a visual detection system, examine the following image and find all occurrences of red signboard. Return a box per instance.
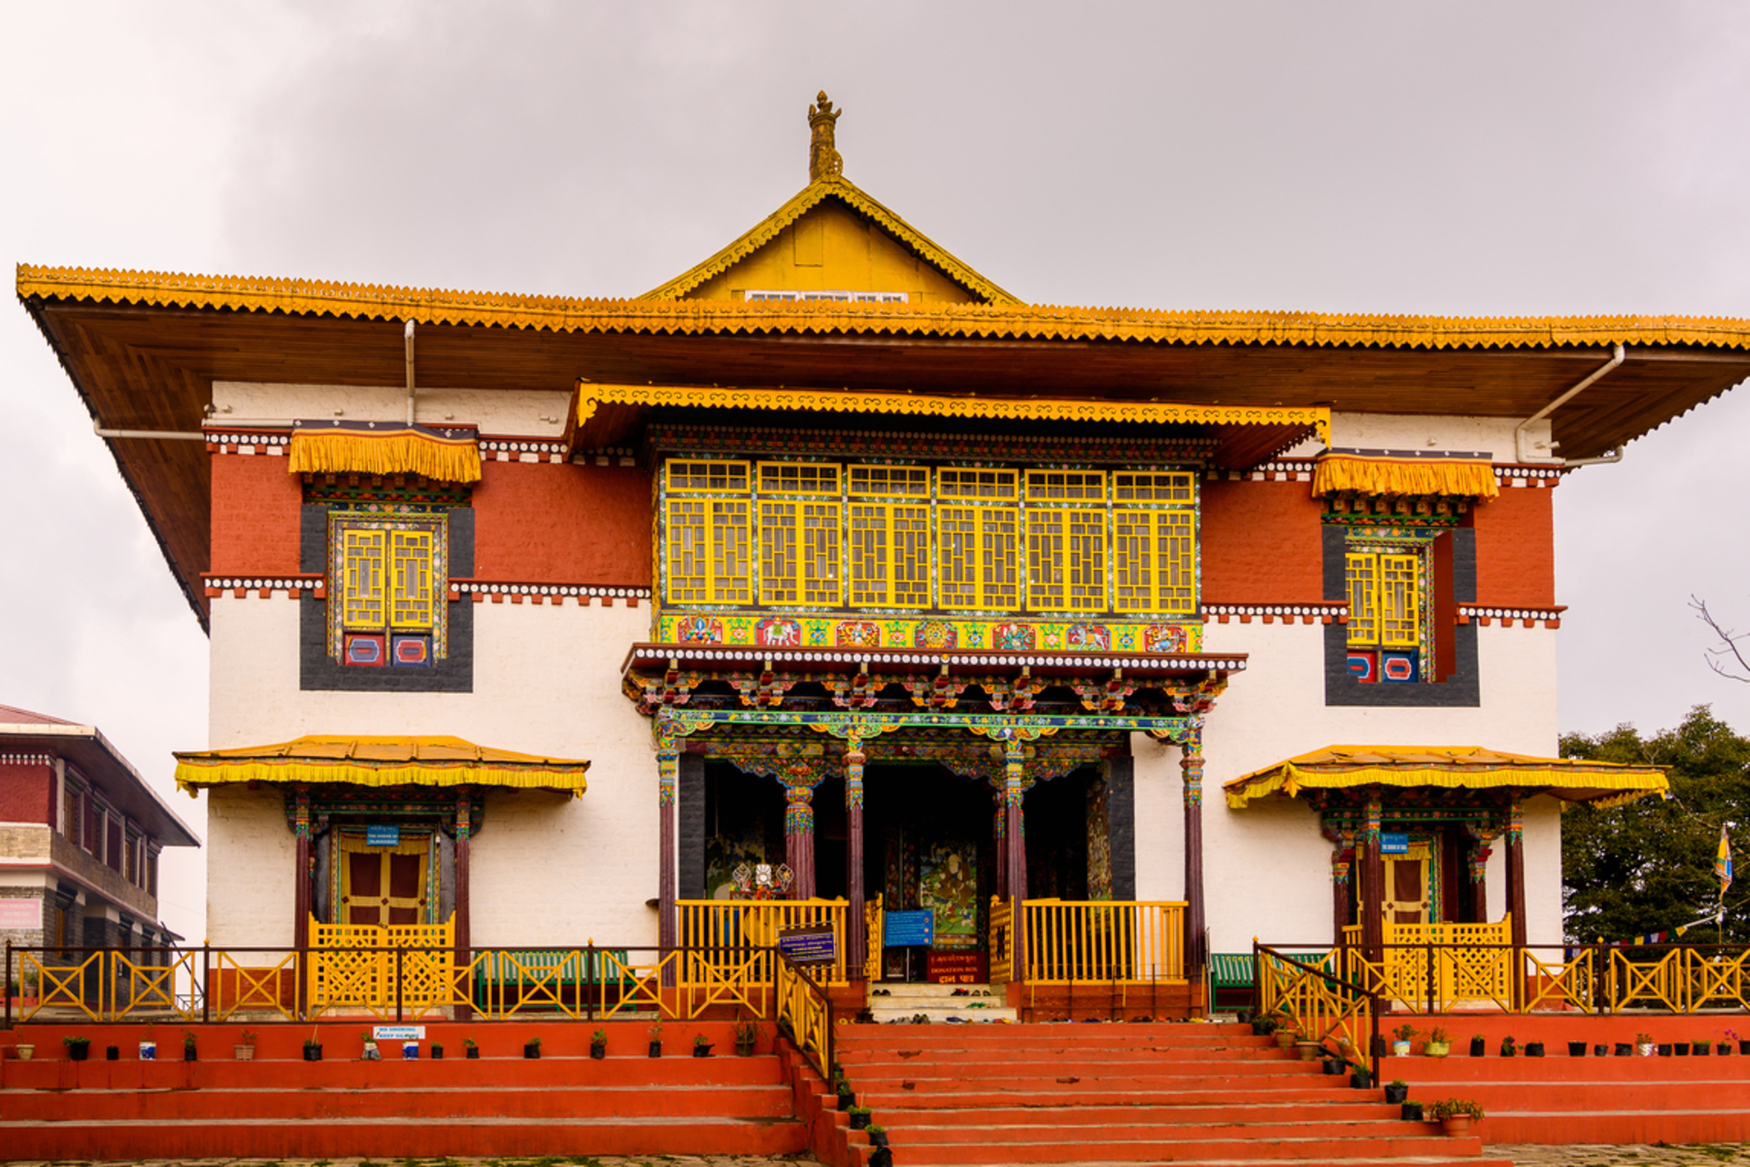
[926,950,986,984]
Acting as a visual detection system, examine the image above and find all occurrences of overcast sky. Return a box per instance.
[6,1,1750,941]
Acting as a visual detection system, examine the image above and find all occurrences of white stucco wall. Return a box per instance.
[211,381,571,438]
[205,596,661,948]
[205,784,297,947]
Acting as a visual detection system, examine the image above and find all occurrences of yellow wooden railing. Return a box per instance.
[1341,919,1514,1010]
[309,915,456,1018]
[988,897,1013,987]
[1021,899,1186,984]
[774,952,834,1078]
[864,894,884,984]
[1255,944,1376,1067]
[677,898,851,986]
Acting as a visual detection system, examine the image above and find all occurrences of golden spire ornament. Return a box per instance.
[808,90,843,182]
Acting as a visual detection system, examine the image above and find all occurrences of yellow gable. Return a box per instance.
[642,92,1017,306]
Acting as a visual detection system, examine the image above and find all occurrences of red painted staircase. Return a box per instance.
[0,1021,811,1161]
[823,1021,1511,1167]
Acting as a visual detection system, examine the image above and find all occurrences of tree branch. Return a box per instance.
[1691,596,1750,683]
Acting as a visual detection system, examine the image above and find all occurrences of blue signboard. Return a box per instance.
[1381,832,1409,855]
[884,910,934,948]
[779,924,837,965]
[366,825,400,847]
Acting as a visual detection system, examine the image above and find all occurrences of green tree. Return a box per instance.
[1561,705,1750,945]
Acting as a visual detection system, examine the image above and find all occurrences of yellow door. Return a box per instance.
[1382,843,1431,925]
[339,833,431,926]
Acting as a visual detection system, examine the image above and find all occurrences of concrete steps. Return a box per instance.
[826,1020,1508,1167]
[868,981,1019,1023]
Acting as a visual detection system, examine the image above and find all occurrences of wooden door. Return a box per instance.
[341,838,430,926]
[1381,843,1431,925]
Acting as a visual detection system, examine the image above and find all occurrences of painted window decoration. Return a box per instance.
[329,510,449,667]
[659,458,1197,617]
[1346,545,1427,683]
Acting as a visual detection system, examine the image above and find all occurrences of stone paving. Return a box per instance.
[13,1153,1750,1167]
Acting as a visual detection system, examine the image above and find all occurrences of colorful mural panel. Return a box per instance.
[918,840,979,949]
[655,612,1203,655]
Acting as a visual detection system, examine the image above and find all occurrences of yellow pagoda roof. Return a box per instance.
[1223,745,1667,810]
[173,735,589,796]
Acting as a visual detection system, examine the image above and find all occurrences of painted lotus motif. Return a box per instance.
[835,620,882,647]
[755,617,803,647]
[992,622,1037,651]
[676,616,724,644]
[914,620,959,650]
[1142,624,1189,654]
[1066,623,1111,651]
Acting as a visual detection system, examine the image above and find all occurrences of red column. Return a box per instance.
[292,788,312,949]
[845,740,866,976]
[657,730,679,955]
[1360,795,1385,966]
[1180,736,1207,977]
[784,777,817,899]
[1331,847,1352,937]
[1505,796,1527,1005]
[454,787,473,1023]
[992,796,1008,901]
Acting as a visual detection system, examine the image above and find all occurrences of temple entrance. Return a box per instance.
[1382,843,1431,926]
[337,829,435,926]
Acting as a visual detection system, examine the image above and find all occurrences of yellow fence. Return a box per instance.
[864,894,884,984]
[1255,946,1375,1059]
[677,898,851,986]
[774,954,834,1077]
[1341,919,1515,1010]
[1020,899,1186,984]
[988,898,1013,987]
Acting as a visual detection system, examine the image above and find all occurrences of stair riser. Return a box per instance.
[0,1057,779,1090]
[876,1134,1478,1162]
[849,1103,1403,1125]
[842,1046,1284,1063]
[1482,1112,1750,1145]
[880,1120,1444,1145]
[846,1065,1332,1084]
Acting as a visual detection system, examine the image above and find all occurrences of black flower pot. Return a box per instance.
[1615,1043,1632,1057]
[1526,1042,1544,1058]
[837,1091,855,1111]
[1236,1009,1253,1024]
[465,1047,479,1059]
[1401,1102,1424,1122]
[67,1045,89,1061]
[1595,1044,1609,1057]
[649,1042,662,1058]
[1384,1083,1408,1104]
[106,1045,120,1061]
[1569,1042,1587,1057]
[524,1043,541,1059]
[1470,1037,1487,1057]
[183,1046,197,1062]
[869,1148,893,1167]
[1721,1043,1733,1056]
[303,1045,322,1061]
[1251,1021,1271,1036]
[1500,1046,1516,1058]
[693,1044,713,1058]
[431,1045,444,1059]
[1322,1058,1344,1075]
[869,1131,889,1147]
[736,1040,756,1057]
[1740,1040,1750,1056]
[1371,1035,1388,1058]
[850,1112,871,1130]
[1694,1042,1710,1057]
[590,1043,606,1060]
[1657,1044,1673,1056]
[1674,1043,1689,1056]
[1350,1071,1372,1089]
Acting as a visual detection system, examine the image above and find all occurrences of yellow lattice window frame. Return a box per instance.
[851,501,929,607]
[1114,509,1195,614]
[668,460,750,493]
[1114,472,1195,504]
[664,461,753,604]
[389,530,435,629]
[758,461,840,494]
[1346,552,1380,645]
[1347,551,1420,648]
[341,529,388,629]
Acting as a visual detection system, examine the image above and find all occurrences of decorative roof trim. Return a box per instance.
[638,178,1020,304]
[578,382,1330,439]
[1312,450,1500,499]
[25,264,1750,353]
[173,734,588,796]
[287,421,481,483]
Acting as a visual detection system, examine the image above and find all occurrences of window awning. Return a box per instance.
[287,421,482,483]
[1312,450,1499,499]
[1223,745,1665,810]
[173,735,588,796]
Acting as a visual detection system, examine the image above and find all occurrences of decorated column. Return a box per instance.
[656,726,679,954]
[845,737,867,974]
[292,787,312,951]
[1505,796,1527,950]
[1003,738,1028,905]
[992,795,1008,900]
[782,764,823,899]
[1179,730,1207,975]
[1331,845,1353,936]
[454,786,473,1022]
[1360,795,1385,965]
[1467,824,1497,924]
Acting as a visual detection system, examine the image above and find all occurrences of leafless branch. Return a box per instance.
[1692,595,1750,683]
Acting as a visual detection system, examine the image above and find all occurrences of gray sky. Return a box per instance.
[6,1,1750,941]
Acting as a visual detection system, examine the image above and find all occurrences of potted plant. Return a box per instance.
[1499,1035,1517,1058]
[1468,1033,1486,1057]
[401,1040,419,1060]
[1425,1026,1450,1058]
[648,1021,663,1058]
[1720,1041,1733,1056]
[524,1037,542,1059]
[1615,1041,1632,1057]
[1594,1043,1609,1057]
[1350,1065,1373,1089]
[835,1077,856,1110]
[869,1148,893,1167]
[693,1033,713,1058]
[866,1123,889,1147]
[140,1023,157,1061]
[1673,1041,1690,1057]
[431,1042,444,1059]
[1693,1037,1711,1057]
[1525,1041,1545,1057]
[1391,1023,1418,1057]
[734,1018,760,1057]
[1636,1032,1655,1057]
[235,1030,258,1061]
[360,1030,380,1061]
[1569,1040,1588,1057]
[182,1028,199,1062]
[1251,1014,1276,1037]
[1322,1056,1345,1075]
[1384,1078,1408,1104]
[1428,1098,1484,1137]
[105,1044,120,1061]
[303,1028,322,1061]
[590,1028,608,1059]
[13,1042,32,1060]
[848,1105,872,1131]
[63,1035,91,1061]
[1401,1100,1424,1121]
[463,1036,479,1059]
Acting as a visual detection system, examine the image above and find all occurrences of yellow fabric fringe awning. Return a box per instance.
[1223,745,1666,811]
[173,735,588,796]
[1312,452,1499,499]
[288,422,482,483]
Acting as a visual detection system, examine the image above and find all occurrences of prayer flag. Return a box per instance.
[1719,825,1735,900]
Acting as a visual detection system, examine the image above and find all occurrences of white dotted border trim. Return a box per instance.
[459,582,651,607]
[1203,604,1347,625]
[1458,604,1564,628]
[630,646,1246,671]
[0,754,54,766]
[480,438,567,464]
[205,432,290,456]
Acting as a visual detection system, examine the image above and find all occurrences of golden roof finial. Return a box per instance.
[808,90,843,182]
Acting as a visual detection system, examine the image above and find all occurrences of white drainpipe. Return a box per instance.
[1514,343,1626,465]
[405,319,417,426]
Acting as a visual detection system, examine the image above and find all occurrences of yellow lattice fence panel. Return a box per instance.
[308,914,454,1016]
[1020,900,1186,985]
[20,950,100,1021]
[988,897,1013,987]
[776,956,833,1076]
[1609,947,1687,1011]
[1256,949,1372,1055]
[1685,948,1750,1011]
[678,899,849,986]
[111,949,201,1021]
[1522,948,1596,1013]
[864,893,884,985]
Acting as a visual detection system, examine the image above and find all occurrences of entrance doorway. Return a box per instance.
[1382,842,1431,925]
[338,831,433,926]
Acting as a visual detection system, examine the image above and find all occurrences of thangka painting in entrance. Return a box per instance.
[919,839,979,948]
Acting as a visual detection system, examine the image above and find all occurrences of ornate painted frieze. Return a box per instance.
[656,611,1203,655]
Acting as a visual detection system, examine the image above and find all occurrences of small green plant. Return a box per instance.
[304,1027,320,1051]
[239,1030,259,1047]
[462,1036,478,1050]
[1499,1035,1517,1055]
[866,1124,886,1134]
[1426,1025,1449,1044]
[62,1035,90,1049]
[734,1018,760,1043]
[648,1021,664,1038]
[592,1029,607,1044]
[694,1033,711,1047]
[1426,1098,1485,1121]
[1393,1023,1419,1042]
[849,1105,872,1116]
[1389,1078,1406,1088]
[1635,1032,1654,1045]
[527,1037,542,1048]
[181,1028,198,1050]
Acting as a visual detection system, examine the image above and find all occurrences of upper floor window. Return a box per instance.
[1346,544,1428,683]
[659,458,1198,617]
[328,510,448,668]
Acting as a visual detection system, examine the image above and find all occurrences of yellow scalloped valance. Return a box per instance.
[173,735,587,797]
[287,423,482,483]
[1312,453,1499,499]
[1223,745,1665,810]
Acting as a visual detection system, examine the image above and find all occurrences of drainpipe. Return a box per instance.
[405,319,417,426]
[92,420,205,441]
[1514,343,1626,465]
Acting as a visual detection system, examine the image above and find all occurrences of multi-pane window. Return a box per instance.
[660,458,1197,616]
[330,511,448,666]
[61,784,81,847]
[1347,551,1420,649]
